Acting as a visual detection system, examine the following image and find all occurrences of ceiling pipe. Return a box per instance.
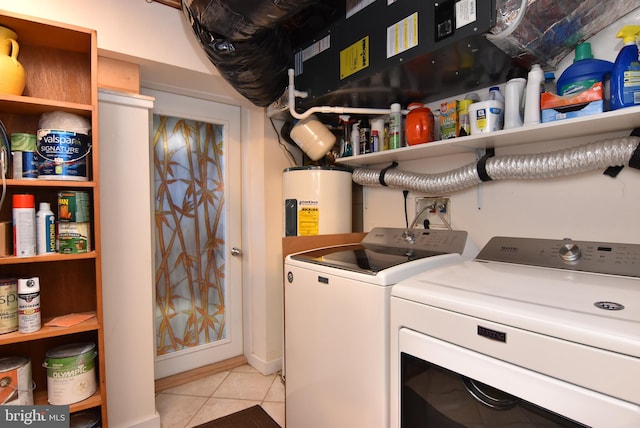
[288,69,400,120]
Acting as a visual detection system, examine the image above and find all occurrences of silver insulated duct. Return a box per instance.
[351,136,640,195]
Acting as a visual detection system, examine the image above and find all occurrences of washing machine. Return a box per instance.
[390,236,640,428]
[284,227,478,428]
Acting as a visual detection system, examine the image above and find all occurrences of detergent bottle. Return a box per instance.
[556,43,613,96]
[611,25,640,110]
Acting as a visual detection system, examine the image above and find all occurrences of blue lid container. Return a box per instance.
[556,43,613,96]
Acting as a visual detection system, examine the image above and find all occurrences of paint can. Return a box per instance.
[58,222,91,254]
[0,356,34,405]
[57,191,90,223]
[10,133,38,179]
[0,278,18,334]
[44,342,97,405]
[36,129,91,181]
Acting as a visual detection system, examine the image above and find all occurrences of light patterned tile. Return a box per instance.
[186,398,261,428]
[156,392,207,428]
[231,363,261,374]
[163,371,230,397]
[261,401,285,427]
[264,376,285,402]
[213,371,276,401]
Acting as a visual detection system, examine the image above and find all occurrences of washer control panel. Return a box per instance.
[362,227,469,255]
[477,236,640,277]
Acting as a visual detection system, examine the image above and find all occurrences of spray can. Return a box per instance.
[37,202,56,255]
[12,194,36,257]
[389,103,403,149]
[18,277,40,333]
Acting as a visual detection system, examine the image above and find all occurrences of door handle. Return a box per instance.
[231,247,242,257]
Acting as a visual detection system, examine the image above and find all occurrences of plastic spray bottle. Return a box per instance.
[351,122,360,156]
[611,25,640,110]
[388,103,403,149]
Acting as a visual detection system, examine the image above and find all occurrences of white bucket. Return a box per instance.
[44,342,97,405]
[0,356,34,405]
[283,166,352,236]
[469,100,504,134]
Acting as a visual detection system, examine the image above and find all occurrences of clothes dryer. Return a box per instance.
[391,236,640,428]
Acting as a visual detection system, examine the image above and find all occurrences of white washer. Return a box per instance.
[284,227,478,428]
[391,236,640,428]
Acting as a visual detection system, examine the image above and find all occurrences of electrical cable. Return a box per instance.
[403,190,409,228]
[270,117,297,167]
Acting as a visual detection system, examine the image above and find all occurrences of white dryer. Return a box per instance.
[284,227,478,428]
[390,236,640,428]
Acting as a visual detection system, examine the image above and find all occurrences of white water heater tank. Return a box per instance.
[283,166,352,236]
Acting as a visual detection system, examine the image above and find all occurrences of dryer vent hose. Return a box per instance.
[351,136,640,195]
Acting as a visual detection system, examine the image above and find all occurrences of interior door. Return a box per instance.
[144,89,243,379]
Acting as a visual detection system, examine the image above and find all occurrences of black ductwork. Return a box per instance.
[182,0,330,107]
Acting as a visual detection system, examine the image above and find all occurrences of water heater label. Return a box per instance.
[340,36,369,79]
[456,0,477,29]
[298,200,319,236]
[386,13,418,58]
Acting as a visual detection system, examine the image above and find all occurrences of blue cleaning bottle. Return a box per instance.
[556,43,613,96]
[611,25,640,110]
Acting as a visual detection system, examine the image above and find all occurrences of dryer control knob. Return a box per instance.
[559,242,581,262]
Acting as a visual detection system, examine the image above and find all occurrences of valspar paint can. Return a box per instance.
[36,129,91,181]
[0,356,34,405]
[0,278,18,334]
[44,342,97,405]
[17,277,41,334]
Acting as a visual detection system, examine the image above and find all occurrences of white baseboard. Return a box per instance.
[245,352,282,376]
[118,411,161,428]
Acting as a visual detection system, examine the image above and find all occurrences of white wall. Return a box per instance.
[363,7,640,249]
[0,0,288,426]
[98,91,159,428]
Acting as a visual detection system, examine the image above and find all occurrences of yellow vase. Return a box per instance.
[0,26,26,96]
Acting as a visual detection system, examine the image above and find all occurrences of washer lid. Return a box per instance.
[392,259,640,357]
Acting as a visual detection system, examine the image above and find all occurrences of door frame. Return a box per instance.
[143,88,243,379]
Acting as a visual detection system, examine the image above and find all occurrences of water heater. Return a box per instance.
[283,166,352,236]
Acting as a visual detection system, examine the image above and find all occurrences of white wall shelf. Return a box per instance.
[335,106,640,166]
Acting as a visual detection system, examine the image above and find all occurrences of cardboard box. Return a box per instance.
[440,100,459,139]
[541,82,604,123]
[0,221,11,256]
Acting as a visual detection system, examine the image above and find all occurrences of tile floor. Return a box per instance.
[155,364,285,428]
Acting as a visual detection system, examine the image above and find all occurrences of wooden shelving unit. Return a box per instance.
[0,11,106,425]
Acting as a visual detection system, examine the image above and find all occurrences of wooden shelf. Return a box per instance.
[2,179,96,188]
[0,312,98,345]
[0,10,107,424]
[0,94,93,116]
[0,251,97,265]
[34,388,102,413]
[335,106,640,166]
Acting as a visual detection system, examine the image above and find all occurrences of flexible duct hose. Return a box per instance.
[352,136,640,195]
